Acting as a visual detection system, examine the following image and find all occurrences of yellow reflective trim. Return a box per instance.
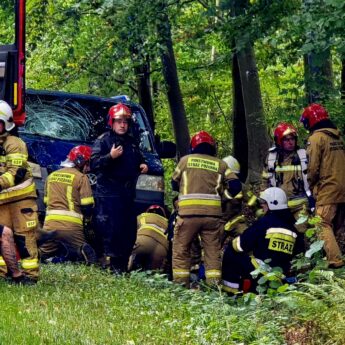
[266,233,296,242]
[13,82,18,106]
[45,214,83,225]
[232,236,243,252]
[205,269,221,278]
[67,185,74,211]
[222,285,240,294]
[0,156,6,163]
[43,196,48,205]
[234,191,243,199]
[224,215,246,231]
[2,172,15,187]
[81,196,94,205]
[21,258,39,270]
[6,153,28,160]
[173,269,190,277]
[275,165,301,172]
[0,183,35,200]
[179,199,221,207]
[247,195,257,206]
[0,256,6,266]
[26,220,37,228]
[138,225,167,239]
[288,198,307,207]
[182,171,188,195]
[187,157,219,172]
[49,172,75,184]
[261,171,270,178]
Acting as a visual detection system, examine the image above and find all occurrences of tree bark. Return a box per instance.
[157,6,190,157]
[236,43,269,185]
[134,58,155,132]
[232,52,248,183]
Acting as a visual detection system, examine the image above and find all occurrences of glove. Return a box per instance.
[308,195,316,213]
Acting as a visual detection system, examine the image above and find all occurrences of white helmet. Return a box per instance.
[0,100,15,131]
[223,155,240,174]
[259,187,288,210]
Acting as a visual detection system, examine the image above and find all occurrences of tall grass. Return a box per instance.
[0,264,344,344]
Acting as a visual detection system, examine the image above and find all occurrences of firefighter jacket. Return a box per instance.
[172,153,238,217]
[232,209,304,273]
[43,167,94,231]
[306,128,345,205]
[137,212,169,251]
[91,130,145,195]
[0,134,36,205]
[261,147,310,209]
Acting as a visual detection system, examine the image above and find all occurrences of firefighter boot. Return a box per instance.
[80,243,97,265]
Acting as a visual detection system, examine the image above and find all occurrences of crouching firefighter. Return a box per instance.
[171,131,241,288]
[129,205,169,272]
[0,100,39,282]
[222,187,304,295]
[40,145,97,264]
[261,122,315,232]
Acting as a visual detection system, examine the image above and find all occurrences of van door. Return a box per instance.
[0,0,26,126]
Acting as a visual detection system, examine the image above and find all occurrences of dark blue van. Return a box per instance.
[19,89,175,219]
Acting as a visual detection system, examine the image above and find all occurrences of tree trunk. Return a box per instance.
[341,57,345,101]
[232,52,248,183]
[236,43,269,185]
[157,6,190,157]
[134,58,155,132]
[304,50,334,103]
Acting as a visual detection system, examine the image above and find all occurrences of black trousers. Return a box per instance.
[94,188,137,272]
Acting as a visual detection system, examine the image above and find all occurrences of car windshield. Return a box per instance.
[23,93,154,153]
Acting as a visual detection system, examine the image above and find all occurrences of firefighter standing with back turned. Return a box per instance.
[300,103,345,268]
[171,131,241,288]
[91,103,148,274]
[0,100,39,283]
[40,145,96,264]
[261,122,315,232]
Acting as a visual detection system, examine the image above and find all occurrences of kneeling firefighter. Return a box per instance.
[0,100,39,282]
[222,187,304,295]
[129,205,169,272]
[40,145,96,264]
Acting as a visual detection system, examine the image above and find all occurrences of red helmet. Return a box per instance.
[68,145,92,167]
[274,122,297,147]
[300,103,329,130]
[146,205,167,218]
[107,103,132,127]
[190,131,215,150]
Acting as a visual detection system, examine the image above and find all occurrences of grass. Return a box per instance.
[1,264,345,345]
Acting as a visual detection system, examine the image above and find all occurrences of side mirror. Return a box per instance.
[157,140,176,159]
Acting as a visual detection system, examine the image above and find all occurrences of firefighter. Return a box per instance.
[0,100,39,282]
[171,131,241,288]
[129,205,169,272]
[222,187,304,295]
[222,155,259,244]
[261,122,315,232]
[91,103,148,274]
[40,145,96,264]
[0,224,31,284]
[300,103,345,268]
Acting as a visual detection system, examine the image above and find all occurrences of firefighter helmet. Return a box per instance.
[190,131,215,150]
[0,100,15,131]
[300,103,329,130]
[146,204,167,218]
[274,122,297,147]
[223,155,240,174]
[107,103,132,127]
[259,187,288,211]
[68,145,92,167]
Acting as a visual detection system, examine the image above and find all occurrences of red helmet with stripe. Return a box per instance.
[146,205,167,218]
[274,122,297,147]
[68,145,92,167]
[108,103,132,127]
[190,131,215,150]
[300,103,329,130]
